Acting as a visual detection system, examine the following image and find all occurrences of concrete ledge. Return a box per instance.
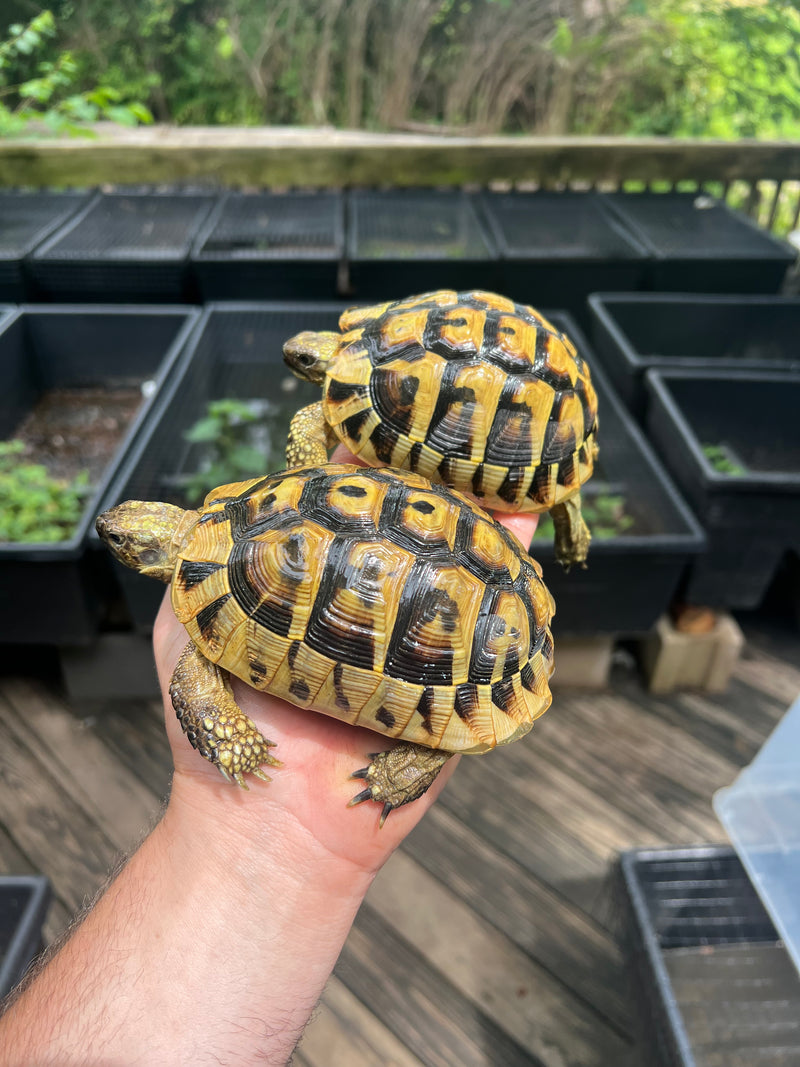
[2,127,799,188]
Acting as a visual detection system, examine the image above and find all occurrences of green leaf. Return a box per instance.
[184,416,222,443]
[105,104,139,126]
[216,33,234,60]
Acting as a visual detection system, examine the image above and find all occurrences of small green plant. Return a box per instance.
[533,492,636,544]
[182,399,267,504]
[702,443,746,476]
[0,11,151,137]
[0,439,89,543]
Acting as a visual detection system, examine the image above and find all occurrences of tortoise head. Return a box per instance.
[96,500,196,583]
[282,330,339,384]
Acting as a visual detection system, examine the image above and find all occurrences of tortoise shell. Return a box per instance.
[171,464,555,754]
[320,289,598,513]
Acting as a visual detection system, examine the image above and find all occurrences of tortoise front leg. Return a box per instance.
[549,494,591,571]
[286,400,338,468]
[348,743,454,826]
[169,641,281,787]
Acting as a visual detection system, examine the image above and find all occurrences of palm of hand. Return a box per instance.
[154,445,538,874]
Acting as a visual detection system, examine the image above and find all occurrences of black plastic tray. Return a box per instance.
[0,190,90,301]
[28,190,217,303]
[0,305,201,644]
[589,293,800,416]
[191,190,344,300]
[346,189,500,298]
[602,192,796,294]
[95,301,347,631]
[644,368,800,609]
[0,875,50,999]
[620,845,800,1067]
[528,313,705,635]
[478,191,648,325]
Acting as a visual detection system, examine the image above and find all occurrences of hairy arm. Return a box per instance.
[0,500,537,1067]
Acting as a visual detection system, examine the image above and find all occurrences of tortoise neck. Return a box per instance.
[167,508,201,575]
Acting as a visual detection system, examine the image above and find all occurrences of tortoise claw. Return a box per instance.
[379,801,393,828]
[347,787,375,808]
[350,767,370,780]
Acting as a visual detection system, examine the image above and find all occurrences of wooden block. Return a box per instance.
[550,635,614,689]
[638,614,745,694]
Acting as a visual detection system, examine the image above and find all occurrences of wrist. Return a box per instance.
[165,769,375,901]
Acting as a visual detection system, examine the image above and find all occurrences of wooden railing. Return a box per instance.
[1,129,799,234]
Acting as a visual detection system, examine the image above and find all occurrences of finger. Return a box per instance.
[330,442,366,466]
[492,511,539,551]
[152,591,188,689]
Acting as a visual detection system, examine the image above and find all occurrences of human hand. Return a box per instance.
[155,444,538,879]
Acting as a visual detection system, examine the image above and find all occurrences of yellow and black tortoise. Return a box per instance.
[284,289,599,569]
[97,464,555,822]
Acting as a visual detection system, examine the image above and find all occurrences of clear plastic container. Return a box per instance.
[714,693,800,975]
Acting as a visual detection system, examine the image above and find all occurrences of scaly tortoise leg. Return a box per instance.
[169,641,281,787]
[286,400,338,468]
[348,743,454,827]
[549,494,591,571]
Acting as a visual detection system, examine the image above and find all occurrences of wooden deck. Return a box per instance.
[0,611,797,1066]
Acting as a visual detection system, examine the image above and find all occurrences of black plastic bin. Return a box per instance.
[0,305,200,644]
[95,301,347,631]
[644,369,800,610]
[0,190,90,302]
[0,875,51,999]
[620,845,800,1067]
[589,293,800,417]
[528,313,705,635]
[28,190,217,303]
[602,191,796,294]
[346,189,500,299]
[478,191,648,325]
[191,190,344,300]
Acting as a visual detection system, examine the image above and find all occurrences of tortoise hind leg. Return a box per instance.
[286,400,338,468]
[549,494,591,571]
[169,641,281,787]
[348,743,454,826]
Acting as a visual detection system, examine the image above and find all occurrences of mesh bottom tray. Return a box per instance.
[621,845,800,1067]
[0,191,88,258]
[603,192,795,261]
[347,189,495,260]
[194,191,343,259]
[33,192,216,259]
[479,190,645,259]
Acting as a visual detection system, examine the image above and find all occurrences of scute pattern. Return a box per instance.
[321,289,598,513]
[172,465,555,754]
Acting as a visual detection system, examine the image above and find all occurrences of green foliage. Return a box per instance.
[0,440,89,543]
[596,0,800,138]
[702,443,746,476]
[0,9,152,136]
[182,399,266,504]
[533,493,636,544]
[4,1,799,141]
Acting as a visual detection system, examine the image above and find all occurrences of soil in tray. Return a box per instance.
[11,385,143,485]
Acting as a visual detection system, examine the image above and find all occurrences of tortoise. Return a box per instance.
[96,464,555,823]
[283,289,599,569]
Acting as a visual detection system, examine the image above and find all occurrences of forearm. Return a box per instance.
[0,782,373,1067]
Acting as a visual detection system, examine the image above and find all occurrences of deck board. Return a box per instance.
[0,611,796,1066]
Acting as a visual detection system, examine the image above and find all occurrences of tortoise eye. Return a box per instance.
[108,532,124,546]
